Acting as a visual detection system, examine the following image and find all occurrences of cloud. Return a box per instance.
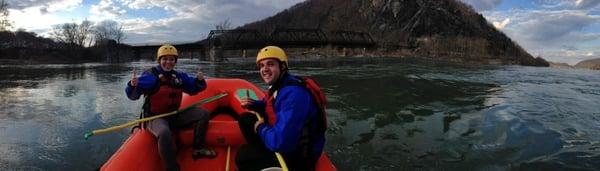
[561,45,579,51]
[7,7,70,32]
[5,0,305,44]
[575,0,600,9]
[532,0,570,8]
[6,0,82,12]
[535,36,600,64]
[459,0,503,11]
[4,0,82,32]
[520,11,596,41]
[481,9,600,64]
[532,0,600,10]
[584,51,595,56]
[500,10,600,49]
[119,0,161,10]
[540,49,599,64]
[90,0,126,20]
[492,18,510,29]
[530,0,600,10]
[116,0,304,44]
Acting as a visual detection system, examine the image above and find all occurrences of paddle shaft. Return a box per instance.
[84,93,227,139]
[248,111,289,171]
[226,146,231,171]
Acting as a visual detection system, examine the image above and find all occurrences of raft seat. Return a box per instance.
[176,114,246,147]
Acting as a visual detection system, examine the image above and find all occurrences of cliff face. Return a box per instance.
[241,0,549,66]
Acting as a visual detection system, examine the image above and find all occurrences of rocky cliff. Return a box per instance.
[240,0,548,66]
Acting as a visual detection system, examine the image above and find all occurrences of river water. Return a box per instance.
[0,58,599,171]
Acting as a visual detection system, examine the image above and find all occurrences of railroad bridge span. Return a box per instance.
[132,28,375,61]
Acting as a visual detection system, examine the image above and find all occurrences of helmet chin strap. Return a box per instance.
[278,63,288,80]
[269,63,288,87]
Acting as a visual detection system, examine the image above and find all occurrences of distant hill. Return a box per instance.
[548,62,574,69]
[239,0,548,66]
[575,58,600,70]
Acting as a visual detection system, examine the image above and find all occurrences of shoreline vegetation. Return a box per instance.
[0,18,134,64]
[0,28,551,67]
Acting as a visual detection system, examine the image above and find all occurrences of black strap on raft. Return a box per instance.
[131,110,144,133]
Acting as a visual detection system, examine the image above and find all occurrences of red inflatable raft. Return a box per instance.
[101,78,336,171]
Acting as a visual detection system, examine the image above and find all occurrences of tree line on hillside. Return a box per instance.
[0,0,134,63]
[240,0,548,66]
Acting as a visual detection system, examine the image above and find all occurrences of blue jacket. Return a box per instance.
[125,65,206,100]
[253,73,325,159]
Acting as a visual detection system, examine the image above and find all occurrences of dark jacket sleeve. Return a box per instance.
[178,72,206,95]
[248,98,266,113]
[125,71,157,100]
[257,86,316,152]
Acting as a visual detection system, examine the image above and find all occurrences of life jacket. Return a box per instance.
[264,75,327,159]
[142,67,184,116]
[265,76,327,131]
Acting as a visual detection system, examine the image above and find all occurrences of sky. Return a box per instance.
[4,0,600,64]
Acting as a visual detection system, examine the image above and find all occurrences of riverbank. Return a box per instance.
[0,58,104,65]
[0,53,549,68]
[209,46,549,67]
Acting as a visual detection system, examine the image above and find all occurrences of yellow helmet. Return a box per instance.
[156,44,178,61]
[256,46,288,66]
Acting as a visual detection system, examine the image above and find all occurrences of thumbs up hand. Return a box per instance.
[130,67,139,87]
[196,68,204,81]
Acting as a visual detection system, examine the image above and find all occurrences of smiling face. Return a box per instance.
[159,55,177,71]
[258,58,282,85]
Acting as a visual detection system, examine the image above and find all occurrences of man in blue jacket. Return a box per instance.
[236,46,326,171]
[126,44,215,171]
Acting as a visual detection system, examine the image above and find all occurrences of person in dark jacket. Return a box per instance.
[125,44,216,171]
[236,46,325,171]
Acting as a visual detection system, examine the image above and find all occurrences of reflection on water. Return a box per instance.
[0,58,599,170]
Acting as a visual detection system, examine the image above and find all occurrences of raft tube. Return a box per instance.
[101,78,336,171]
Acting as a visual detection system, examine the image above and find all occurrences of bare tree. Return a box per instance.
[77,20,94,47]
[93,20,127,62]
[52,23,78,45]
[0,0,12,31]
[216,18,232,30]
[93,20,126,44]
[114,24,125,44]
[52,20,95,47]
